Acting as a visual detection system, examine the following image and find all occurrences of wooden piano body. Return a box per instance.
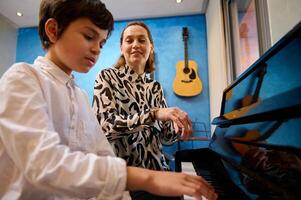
[175,21,301,199]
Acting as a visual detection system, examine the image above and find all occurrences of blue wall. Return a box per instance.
[16,15,210,159]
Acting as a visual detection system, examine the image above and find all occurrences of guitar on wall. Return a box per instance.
[173,27,202,97]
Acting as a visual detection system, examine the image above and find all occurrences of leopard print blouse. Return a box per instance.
[93,65,178,171]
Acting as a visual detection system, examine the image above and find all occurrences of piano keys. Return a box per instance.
[176,148,249,200]
[181,162,197,200]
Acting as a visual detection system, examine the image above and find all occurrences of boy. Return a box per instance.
[0,0,217,199]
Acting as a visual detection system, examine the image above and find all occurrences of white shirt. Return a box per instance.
[0,57,130,200]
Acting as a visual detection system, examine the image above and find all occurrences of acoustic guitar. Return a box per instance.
[173,27,202,97]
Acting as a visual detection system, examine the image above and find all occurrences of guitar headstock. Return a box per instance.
[182,27,189,41]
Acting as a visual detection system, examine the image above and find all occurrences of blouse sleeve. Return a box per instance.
[154,84,179,145]
[0,65,127,199]
[93,69,154,141]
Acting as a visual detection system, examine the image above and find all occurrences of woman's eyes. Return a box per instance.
[125,38,146,43]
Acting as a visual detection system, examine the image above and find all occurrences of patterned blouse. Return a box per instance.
[93,65,178,171]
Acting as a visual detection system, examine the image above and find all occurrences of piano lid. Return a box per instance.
[213,21,301,127]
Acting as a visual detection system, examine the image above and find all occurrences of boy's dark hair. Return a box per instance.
[39,0,114,49]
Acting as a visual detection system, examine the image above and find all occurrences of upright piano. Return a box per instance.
[175,21,301,199]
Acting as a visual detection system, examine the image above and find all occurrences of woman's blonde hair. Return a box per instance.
[114,21,155,73]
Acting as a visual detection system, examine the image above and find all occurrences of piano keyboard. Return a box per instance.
[176,148,249,200]
[181,162,208,200]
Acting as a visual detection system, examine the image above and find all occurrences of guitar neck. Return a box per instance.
[184,36,189,69]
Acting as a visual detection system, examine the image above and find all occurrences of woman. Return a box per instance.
[93,22,196,199]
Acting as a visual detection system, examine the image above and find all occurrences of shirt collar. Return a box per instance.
[34,56,74,85]
[122,65,147,83]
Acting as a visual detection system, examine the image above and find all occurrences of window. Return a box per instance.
[223,0,271,79]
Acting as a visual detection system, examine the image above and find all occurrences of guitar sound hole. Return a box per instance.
[189,69,196,80]
[183,68,190,74]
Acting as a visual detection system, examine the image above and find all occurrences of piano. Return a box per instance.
[175,21,301,200]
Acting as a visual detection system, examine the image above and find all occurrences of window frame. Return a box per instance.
[222,0,271,81]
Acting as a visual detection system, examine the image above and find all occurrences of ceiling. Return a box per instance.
[0,0,208,28]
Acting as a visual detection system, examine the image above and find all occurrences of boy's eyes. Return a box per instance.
[84,34,94,40]
[99,42,105,49]
[82,33,105,49]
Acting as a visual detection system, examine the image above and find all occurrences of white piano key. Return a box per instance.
[181,162,197,200]
[181,162,209,200]
[181,161,196,175]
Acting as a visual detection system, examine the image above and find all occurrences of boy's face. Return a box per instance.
[46,17,108,75]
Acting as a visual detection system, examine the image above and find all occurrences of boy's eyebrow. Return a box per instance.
[83,26,100,35]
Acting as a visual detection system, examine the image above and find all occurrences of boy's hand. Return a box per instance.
[127,167,218,200]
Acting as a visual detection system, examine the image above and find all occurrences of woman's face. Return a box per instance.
[120,25,153,73]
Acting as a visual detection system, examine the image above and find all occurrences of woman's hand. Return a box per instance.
[127,166,218,200]
[154,107,193,140]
